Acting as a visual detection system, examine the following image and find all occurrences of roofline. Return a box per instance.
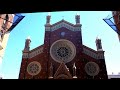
[51,19,75,27]
[29,44,44,53]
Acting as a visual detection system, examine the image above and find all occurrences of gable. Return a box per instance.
[54,62,73,79]
[51,21,75,31]
[82,45,104,59]
[45,20,81,31]
[22,45,44,59]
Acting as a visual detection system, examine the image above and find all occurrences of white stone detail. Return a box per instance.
[45,21,81,31]
[83,47,104,59]
[74,27,81,31]
[22,47,43,58]
[29,47,43,58]
[51,22,75,31]
[45,27,51,31]
[22,53,29,58]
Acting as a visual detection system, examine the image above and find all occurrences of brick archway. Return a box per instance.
[55,74,70,79]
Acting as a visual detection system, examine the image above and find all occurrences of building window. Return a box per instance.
[61,32,65,36]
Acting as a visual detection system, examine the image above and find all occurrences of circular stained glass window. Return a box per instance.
[85,62,99,76]
[27,61,41,76]
[50,39,76,63]
[61,32,65,36]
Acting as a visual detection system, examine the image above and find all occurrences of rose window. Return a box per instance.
[50,39,76,63]
[27,61,41,76]
[85,62,99,76]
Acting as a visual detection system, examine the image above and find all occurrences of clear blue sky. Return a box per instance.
[0,11,120,79]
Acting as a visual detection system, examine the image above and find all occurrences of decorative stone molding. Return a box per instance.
[45,27,51,31]
[51,22,75,31]
[83,46,104,59]
[74,26,81,31]
[22,53,29,58]
[45,20,81,32]
[22,47,43,58]
[29,47,43,58]
[83,47,98,59]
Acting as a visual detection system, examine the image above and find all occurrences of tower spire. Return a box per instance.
[46,12,51,24]
[75,13,80,24]
[95,36,103,51]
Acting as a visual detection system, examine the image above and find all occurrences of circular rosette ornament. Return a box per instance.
[50,39,76,63]
[85,62,99,76]
[27,61,41,76]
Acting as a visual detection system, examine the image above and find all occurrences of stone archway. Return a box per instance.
[55,74,70,79]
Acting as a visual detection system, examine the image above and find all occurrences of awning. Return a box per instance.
[103,13,120,36]
[8,14,25,32]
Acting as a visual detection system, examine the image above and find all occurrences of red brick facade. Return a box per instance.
[19,14,108,79]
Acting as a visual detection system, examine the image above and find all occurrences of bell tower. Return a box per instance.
[95,37,103,51]
[43,13,83,79]
[19,36,31,79]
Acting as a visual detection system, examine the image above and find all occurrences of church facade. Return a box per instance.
[19,14,108,79]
